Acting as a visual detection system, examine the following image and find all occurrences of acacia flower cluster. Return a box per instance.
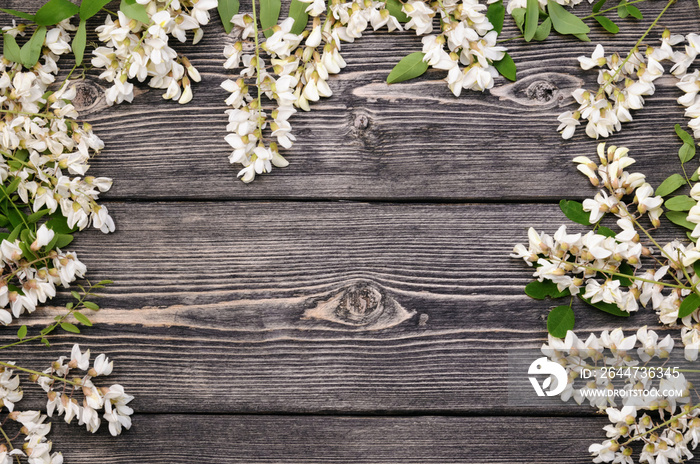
[222,0,511,182]
[0,22,115,325]
[540,328,700,464]
[35,344,134,437]
[92,0,218,105]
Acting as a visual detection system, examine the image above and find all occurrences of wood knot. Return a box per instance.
[490,72,584,109]
[70,79,104,114]
[353,113,370,130]
[302,280,415,331]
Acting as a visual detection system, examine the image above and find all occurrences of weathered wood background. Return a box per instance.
[3,0,700,462]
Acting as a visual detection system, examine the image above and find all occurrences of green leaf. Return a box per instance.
[7,224,22,243]
[260,0,281,38]
[616,0,629,18]
[16,325,26,340]
[73,311,93,326]
[525,280,570,300]
[60,322,80,334]
[41,337,50,347]
[386,52,428,84]
[35,0,79,26]
[573,33,591,42]
[71,290,81,300]
[579,295,630,317]
[218,0,240,34]
[598,226,616,237]
[73,19,87,66]
[614,262,634,287]
[26,209,49,224]
[287,0,309,34]
[547,305,575,338]
[694,260,700,278]
[533,17,551,41]
[66,302,74,310]
[20,26,46,68]
[680,293,700,318]
[54,233,73,249]
[626,4,642,19]
[0,214,9,228]
[97,280,114,286]
[385,0,408,23]
[594,16,619,34]
[4,177,21,195]
[666,211,696,231]
[486,0,505,34]
[2,34,21,64]
[559,199,592,225]
[547,0,590,35]
[0,8,36,21]
[493,52,516,81]
[120,0,150,24]
[666,195,696,212]
[80,0,112,20]
[592,0,607,13]
[680,143,696,164]
[46,212,77,234]
[82,301,100,311]
[676,124,695,145]
[655,174,686,197]
[511,8,526,32]
[524,0,539,42]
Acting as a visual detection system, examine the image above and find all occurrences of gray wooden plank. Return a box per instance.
[47,414,607,463]
[7,201,675,413]
[1,2,697,200]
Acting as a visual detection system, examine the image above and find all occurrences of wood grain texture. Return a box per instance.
[8,201,674,414]
[1,2,697,201]
[47,414,609,463]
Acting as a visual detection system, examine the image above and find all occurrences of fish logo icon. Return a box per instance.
[528,356,567,397]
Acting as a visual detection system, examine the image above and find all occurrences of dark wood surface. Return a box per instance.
[2,0,699,462]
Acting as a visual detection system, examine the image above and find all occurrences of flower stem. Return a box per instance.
[0,424,19,464]
[622,402,700,445]
[0,361,81,387]
[611,0,675,82]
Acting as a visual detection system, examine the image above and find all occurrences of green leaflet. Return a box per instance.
[616,0,629,18]
[35,0,79,26]
[626,4,642,19]
[547,0,590,35]
[493,52,516,81]
[559,199,592,226]
[288,0,309,34]
[20,26,47,68]
[511,8,526,32]
[665,195,696,212]
[2,34,21,64]
[386,52,428,84]
[73,20,87,66]
[486,0,505,34]
[525,280,570,300]
[573,33,591,42]
[120,0,150,24]
[676,125,696,163]
[547,305,575,338]
[60,322,80,334]
[16,325,27,340]
[73,312,93,326]
[385,0,408,23]
[524,0,539,42]
[533,17,551,41]
[592,0,607,13]
[679,293,700,318]
[218,0,240,34]
[655,174,686,197]
[579,295,630,317]
[0,8,36,21]
[598,226,616,237]
[594,16,619,34]
[79,0,112,20]
[260,0,282,38]
[83,301,100,311]
[666,211,696,231]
